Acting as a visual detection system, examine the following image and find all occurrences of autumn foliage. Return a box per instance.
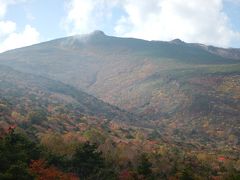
[119,170,135,180]
[29,159,78,180]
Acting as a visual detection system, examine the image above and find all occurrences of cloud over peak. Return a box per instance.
[64,0,240,47]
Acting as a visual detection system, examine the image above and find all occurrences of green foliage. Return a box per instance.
[180,169,194,180]
[0,131,40,179]
[83,128,106,145]
[148,130,161,140]
[137,153,152,177]
[0,162,33,180]
[0,104,10,115]
[28,109,47,125]
[71,142,105,178]
[40,133,78,156]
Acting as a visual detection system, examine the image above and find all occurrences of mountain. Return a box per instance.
[0,31,240,179]
[0,31,239,147]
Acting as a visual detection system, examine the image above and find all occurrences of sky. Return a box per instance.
[0,0,240,52]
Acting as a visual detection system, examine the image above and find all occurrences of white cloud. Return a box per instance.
[64,0,240,47]
[116,0,239,47]
[0,1,7,18]
[0,0,40,53]
[0,20,16,37]
[0,25,39,52]
[63,0,119,35]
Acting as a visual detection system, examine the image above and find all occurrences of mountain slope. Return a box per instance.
[0,65,138,128]
[0,31,239,147]
[0,31,239,119]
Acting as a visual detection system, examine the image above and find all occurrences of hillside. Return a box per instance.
[0,65,138,133]
[0,31,239,147]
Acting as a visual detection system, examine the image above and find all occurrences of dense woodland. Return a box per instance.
[1,123,240,179]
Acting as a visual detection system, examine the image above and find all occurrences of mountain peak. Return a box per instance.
[170,39,185,44]
[73,30,107,44]
[90,30,106,37]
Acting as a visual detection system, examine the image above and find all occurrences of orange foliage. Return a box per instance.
[29,159,79,180]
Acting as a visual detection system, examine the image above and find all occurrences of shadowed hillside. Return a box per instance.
[0,65,138,128]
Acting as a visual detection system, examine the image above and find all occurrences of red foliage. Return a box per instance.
[218,156,226,161]
[119,170,135,180]
[7,125,17,133]
[29,159,79,180]
[0,125,17,139]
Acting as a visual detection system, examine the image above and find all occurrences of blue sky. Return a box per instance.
[224,2,240,31]
[4,0,66,41]
[0,0,240,52]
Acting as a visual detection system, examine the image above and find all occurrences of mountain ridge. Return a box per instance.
[2,31,240,59]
